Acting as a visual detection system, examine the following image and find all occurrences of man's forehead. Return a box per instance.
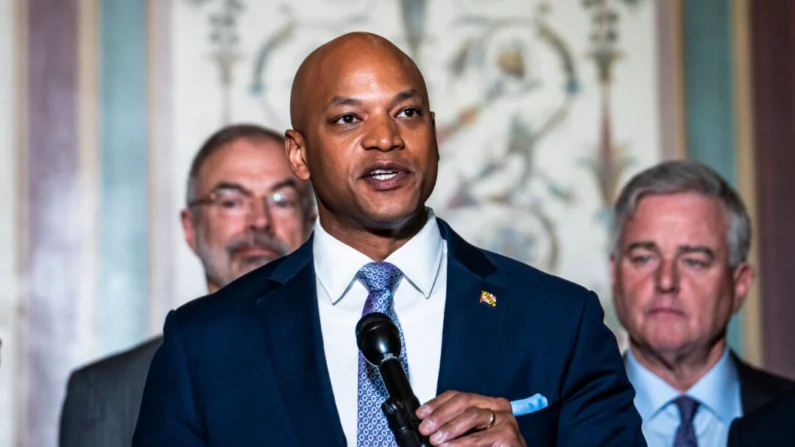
[315,53,423,95]
[635,192,724,213]
[624,193,728,231]
[201,139,284,167]
[622,217,726,255]
[197,141,293,187]
[291,33,427,126]
[199,174,299,197]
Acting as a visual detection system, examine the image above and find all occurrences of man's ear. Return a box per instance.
[430,111,439,161]
[285,129,311,181]
[609,253,619,291]
[180,208,200,256]
[731,262,754,314]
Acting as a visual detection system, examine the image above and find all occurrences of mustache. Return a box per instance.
[225,232,289,258]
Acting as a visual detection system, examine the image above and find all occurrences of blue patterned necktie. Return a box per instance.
[356,262,409,447]
[673,396,699,447]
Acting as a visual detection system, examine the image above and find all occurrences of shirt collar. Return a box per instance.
[383,210,444,298]
[625,348,680,421]
[686,348,739,423]
[625,347,739,424]
[312,208,444,304]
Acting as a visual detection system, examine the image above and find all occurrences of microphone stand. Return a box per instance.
[377,356,431,447]
[356,313,430,447]
[382,398,429,447]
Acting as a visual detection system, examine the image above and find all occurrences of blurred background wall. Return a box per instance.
[1,0,793,445]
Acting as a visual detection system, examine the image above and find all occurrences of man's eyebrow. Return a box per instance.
[678,245,715,260]
[270,178,300,191]
[390,88,423,107]
[210,182,250,194]
[327,89,425,110]
[626,241,657,252]
[328,96,361,108]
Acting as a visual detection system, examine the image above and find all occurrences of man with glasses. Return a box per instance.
[59,124,316,447]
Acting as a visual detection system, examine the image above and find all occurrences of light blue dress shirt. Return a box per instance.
[625,348,742,447]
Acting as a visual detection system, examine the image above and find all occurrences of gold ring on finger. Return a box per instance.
[484,409,496,430]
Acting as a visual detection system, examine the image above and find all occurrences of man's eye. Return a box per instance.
[274,198,297,208]
[684,259,708,269]
[398,108,420,118]
[335,114,358,124]
[630,255,652,265]
[219,197,245,208]
[271,192,298,208]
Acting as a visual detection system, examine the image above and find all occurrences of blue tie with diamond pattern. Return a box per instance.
[356,262,409,447]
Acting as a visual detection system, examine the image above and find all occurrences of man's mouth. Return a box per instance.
[368,168,400,181]
[234,245,279,259]
[648,307,686,317]
[359,161,412,191]
[362,168,409,191]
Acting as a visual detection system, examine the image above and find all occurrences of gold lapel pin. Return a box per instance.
[480,290,497,308]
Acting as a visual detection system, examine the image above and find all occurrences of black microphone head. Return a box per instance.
[356,312,401,366]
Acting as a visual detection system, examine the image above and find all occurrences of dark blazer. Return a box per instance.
[728,390,795,447]
[733,353,795,414]
[60,337,162,447]
[134,220,645,446]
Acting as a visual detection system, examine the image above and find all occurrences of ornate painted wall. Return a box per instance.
[167,0,662,343]
[1,0,675,445]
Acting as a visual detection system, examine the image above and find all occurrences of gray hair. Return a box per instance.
[612,160,751,266]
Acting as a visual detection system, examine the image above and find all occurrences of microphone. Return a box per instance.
[356,313,431,447]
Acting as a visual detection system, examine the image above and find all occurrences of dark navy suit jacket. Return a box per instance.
[728,390,795,447]
[133,220,645,446]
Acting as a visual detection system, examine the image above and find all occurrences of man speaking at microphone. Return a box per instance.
[134,32,644,446]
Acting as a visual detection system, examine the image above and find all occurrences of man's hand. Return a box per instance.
[415,390,526,447]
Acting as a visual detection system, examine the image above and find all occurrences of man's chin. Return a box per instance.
[358,203,426,229]
[236,256,274,276]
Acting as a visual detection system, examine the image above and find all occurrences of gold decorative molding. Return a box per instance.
[732,0,762,367]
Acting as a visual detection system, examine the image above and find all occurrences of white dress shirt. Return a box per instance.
[625,347,742,447]
[314,209,448,446]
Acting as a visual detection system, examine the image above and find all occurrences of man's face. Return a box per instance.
[288,41,438,230]
[181,138,312,291]
[611,192,752,358]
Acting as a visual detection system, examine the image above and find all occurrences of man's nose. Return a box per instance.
[247,198,273,232]
[361,113,405,152]
[655,259,680,294]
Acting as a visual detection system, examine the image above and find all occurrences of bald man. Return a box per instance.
[134,33,644,447]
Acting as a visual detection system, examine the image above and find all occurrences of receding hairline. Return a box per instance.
[289,32,427,130]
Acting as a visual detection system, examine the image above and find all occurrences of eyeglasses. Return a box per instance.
[189,187,301,218]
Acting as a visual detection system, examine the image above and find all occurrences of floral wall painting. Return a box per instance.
[174,0,661,345]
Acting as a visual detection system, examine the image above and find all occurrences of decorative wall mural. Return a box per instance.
[583,0,638,220]
[0,0,717,443]
[173,0,661,347]
[207,0,245,124]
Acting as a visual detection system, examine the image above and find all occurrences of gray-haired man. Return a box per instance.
[59,124,316,447]
[610,160,795,447]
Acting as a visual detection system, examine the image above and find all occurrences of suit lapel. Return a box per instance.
[255,239,346,447]
[734,353,761,413]
[733,351,781,414]
[435,221,509,396]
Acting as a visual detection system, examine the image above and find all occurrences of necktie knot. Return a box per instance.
[674,395,700,424]
[356,262,403,294]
